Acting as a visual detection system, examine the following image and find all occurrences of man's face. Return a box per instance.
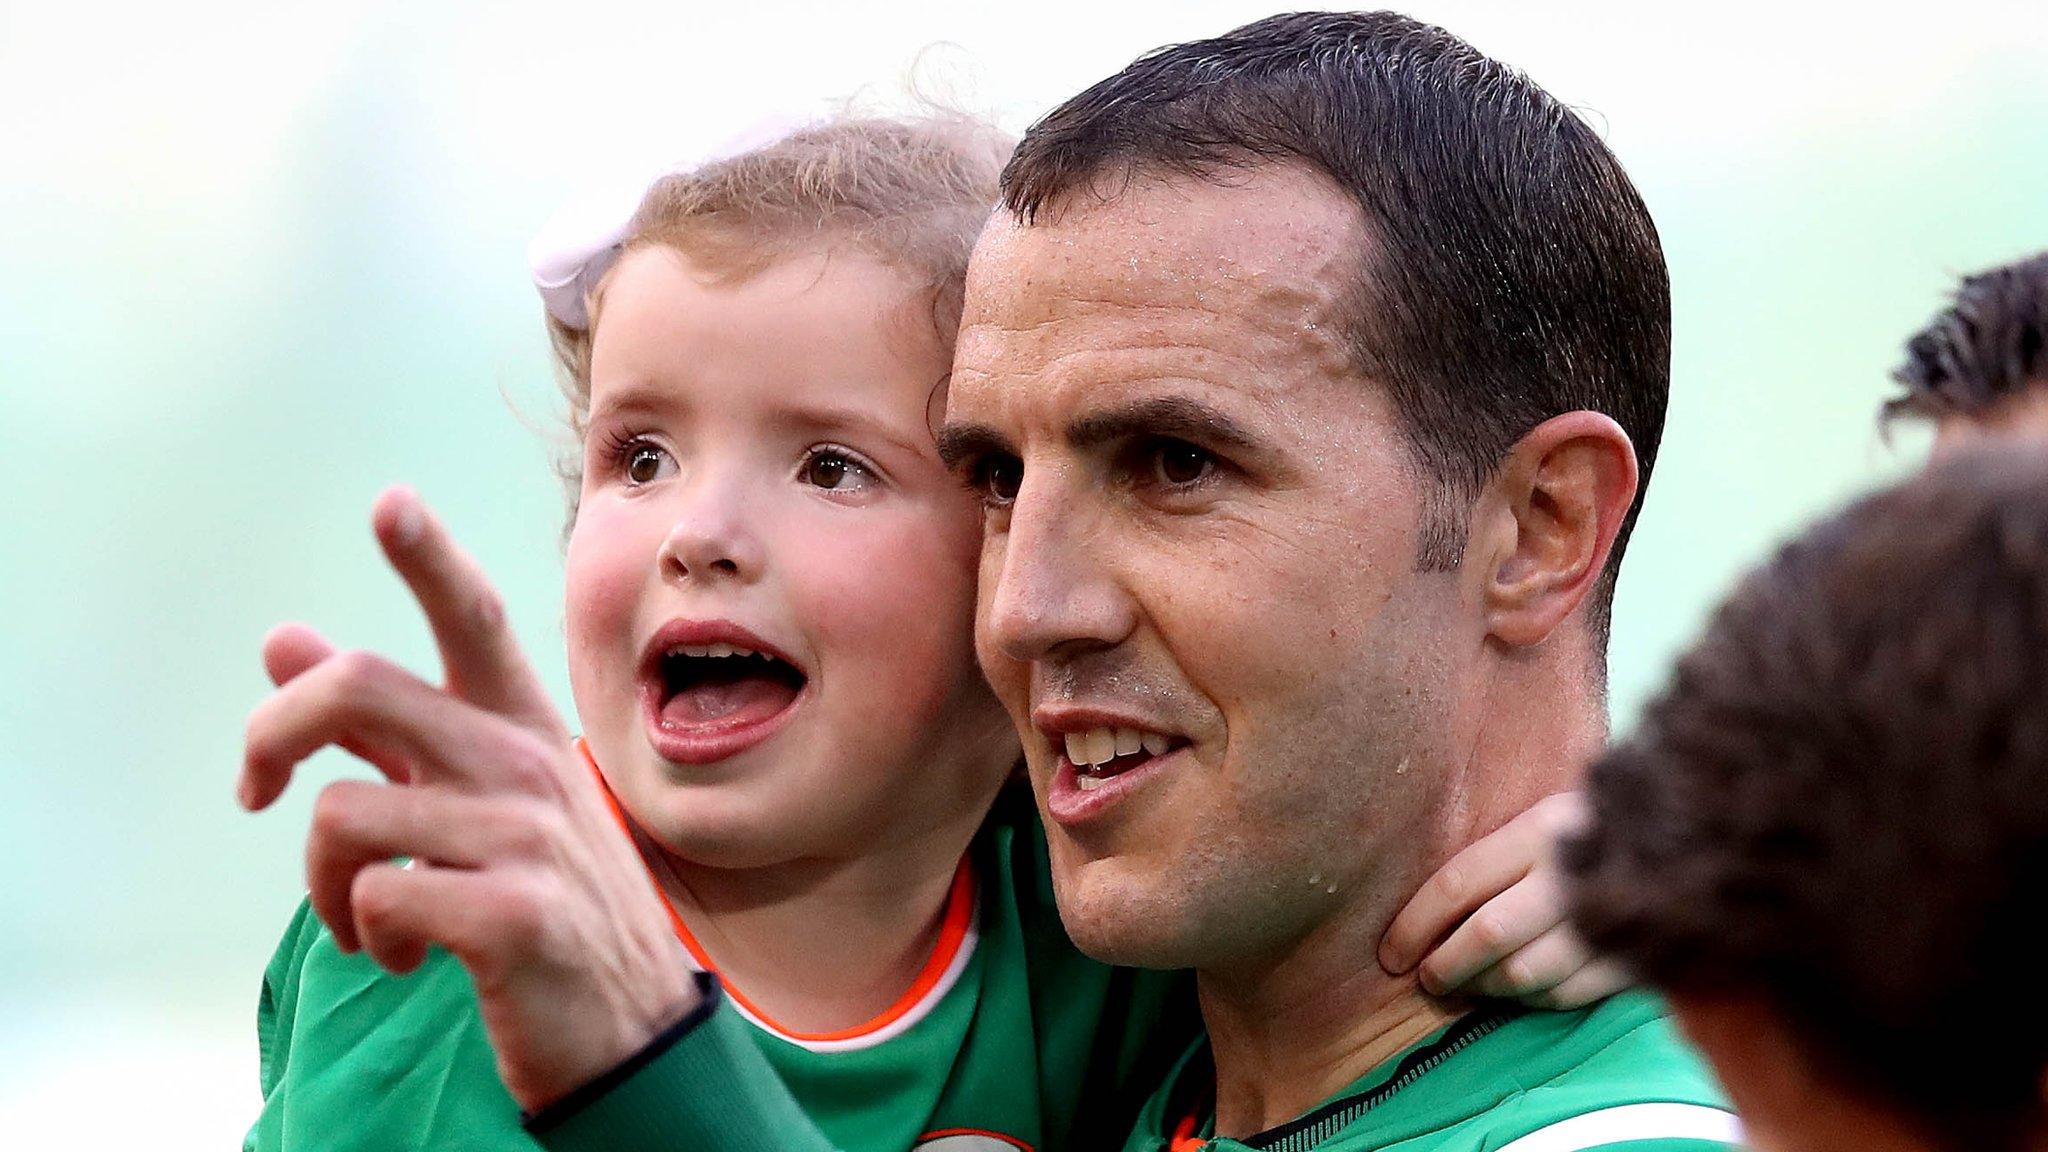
[945,166,1473,971]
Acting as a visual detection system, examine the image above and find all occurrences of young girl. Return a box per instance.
[242,112,1610,1152]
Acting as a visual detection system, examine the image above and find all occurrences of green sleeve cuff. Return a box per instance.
[531,975,840,1152]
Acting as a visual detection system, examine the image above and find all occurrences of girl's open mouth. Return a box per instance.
[637,625,810,765]
[654,643,807,730]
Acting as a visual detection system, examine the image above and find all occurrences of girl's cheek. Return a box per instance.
[799,516,981,668]
[563,506,654,655]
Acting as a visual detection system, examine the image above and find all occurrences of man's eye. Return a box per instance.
[976,456,1023,504]
[1152,441,1214,486]
[802,449,876,492]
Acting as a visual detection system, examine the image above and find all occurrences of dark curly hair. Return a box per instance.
[1883,250,2048,426]
[1565,447,2048,1152]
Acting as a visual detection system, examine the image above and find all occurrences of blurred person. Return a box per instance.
[1884,250,2048,455]
[1568,448,2048,1152]
[238,109,1609,1152]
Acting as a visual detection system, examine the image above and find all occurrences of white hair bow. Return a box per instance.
[527,113,820,330]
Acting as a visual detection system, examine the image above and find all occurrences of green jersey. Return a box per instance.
[247,786,1197,1152]
[1122,993,1738,1152]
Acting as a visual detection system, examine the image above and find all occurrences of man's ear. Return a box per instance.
[1467,411,1638,648]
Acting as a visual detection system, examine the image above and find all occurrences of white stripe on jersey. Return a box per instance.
[720,888,982,1054]
[1491,1102,1743,1151]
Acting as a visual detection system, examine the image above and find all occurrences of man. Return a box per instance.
[1566,448,2048,1152]
[927,11,1735,1149]
[1884,250,2048,453]
[240,11,1737,1151]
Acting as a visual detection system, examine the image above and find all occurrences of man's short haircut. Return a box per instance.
[999,10,1670,641]
[1883,249,2048,426]
[1566,448,2048,1152]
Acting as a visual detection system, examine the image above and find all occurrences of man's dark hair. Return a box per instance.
[1565,448,2048,1152]
[1000,10,1670,643]
[1883,250,2048,426]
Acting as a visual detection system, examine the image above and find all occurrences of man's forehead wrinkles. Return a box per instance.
[1033,338,1259,374]
[976,279,1349,372]
[965,304,1324,363]
[974,293,1248,334]
[954,323,1351,430]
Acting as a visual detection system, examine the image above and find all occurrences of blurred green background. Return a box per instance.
[1,0,2042,1143]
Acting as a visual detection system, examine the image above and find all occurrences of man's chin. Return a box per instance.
[1050,862,1214,969]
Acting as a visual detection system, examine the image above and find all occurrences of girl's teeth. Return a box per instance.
[1075,773,1107,791]
[1115,728,1141,757]
[1141,731,1169,756]
[672,643,761,659]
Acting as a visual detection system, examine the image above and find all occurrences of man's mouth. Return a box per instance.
[653,642,807,730]
[1061,725,1186,790]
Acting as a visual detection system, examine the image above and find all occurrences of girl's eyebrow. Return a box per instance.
[585,384,935,460]
[770,403,934,460]
[585,379,678,424]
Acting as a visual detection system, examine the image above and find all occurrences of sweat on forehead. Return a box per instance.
[962,162,1376,340]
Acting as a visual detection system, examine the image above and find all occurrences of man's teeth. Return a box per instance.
[669,643,769,659]
[1062,726,1172,772]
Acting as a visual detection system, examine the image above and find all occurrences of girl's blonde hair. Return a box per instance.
[547,112,1015,521]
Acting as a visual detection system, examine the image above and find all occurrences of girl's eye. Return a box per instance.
[1152,441,1214,486]
[803,449,876,492]
[625,445,669,485]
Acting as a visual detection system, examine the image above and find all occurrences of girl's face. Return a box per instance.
[565,244,1018,868]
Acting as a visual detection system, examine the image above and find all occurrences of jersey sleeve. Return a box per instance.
[529,977,842,1152]
[246,899,325,1152]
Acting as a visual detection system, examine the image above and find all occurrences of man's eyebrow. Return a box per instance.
[1067,396,1260,453]
[935,422,1015,470]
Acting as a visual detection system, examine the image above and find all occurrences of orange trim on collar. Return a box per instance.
[1169,1111,1208,1152]
[919,1129,1034,1151]
[574,737,979,1044]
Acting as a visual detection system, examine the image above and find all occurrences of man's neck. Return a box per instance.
[1199,915,1464,1138]
[1202,648,1609,1138]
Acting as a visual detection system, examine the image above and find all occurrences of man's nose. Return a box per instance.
[982,470,1136,665]
[658,472,765,585]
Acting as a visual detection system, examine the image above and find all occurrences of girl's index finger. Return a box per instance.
[370,486,559,731]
